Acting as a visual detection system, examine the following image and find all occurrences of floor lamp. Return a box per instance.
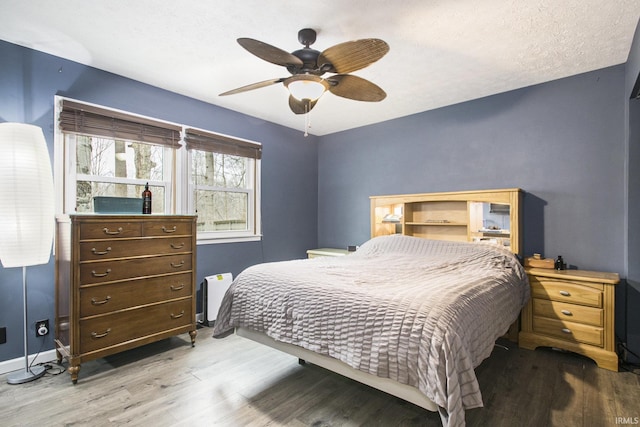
[0,123,55,385]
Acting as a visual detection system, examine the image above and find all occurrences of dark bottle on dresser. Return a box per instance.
[142,183,152,214]
[555,255,564,270]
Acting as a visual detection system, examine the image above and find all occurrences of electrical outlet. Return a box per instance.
[35,319,49,337]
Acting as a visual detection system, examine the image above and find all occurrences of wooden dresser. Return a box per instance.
[55,214,197,383]
[519,268,620,371]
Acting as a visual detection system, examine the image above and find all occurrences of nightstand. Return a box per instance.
[306,248,350,258]
[519,268,620,371]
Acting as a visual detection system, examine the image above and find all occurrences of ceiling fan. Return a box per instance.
[219,28,390,115]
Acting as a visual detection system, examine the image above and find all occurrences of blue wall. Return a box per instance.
[319,67,626,274]
[0,41,319,362]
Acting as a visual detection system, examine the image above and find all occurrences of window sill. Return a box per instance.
[196,234,262,245]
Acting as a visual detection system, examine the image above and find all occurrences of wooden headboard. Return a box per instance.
[370,188,523,256]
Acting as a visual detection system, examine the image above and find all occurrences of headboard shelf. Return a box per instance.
[370,188,523,256]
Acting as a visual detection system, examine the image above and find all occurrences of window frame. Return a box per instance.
[53,96,262,244]
[184,126,262,244]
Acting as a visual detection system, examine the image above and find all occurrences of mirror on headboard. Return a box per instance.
[469,202,511,247]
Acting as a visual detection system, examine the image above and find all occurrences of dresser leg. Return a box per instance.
[189,329,197,347]
[68,364,80,384]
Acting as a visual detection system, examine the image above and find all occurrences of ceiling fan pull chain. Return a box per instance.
[304,103,311,137]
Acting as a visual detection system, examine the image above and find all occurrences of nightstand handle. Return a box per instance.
[170,284,185,291]
[171,260,185,268]
[561,328,572,334]
[170,242,185,249]
[561,309,572,316]
[162,226,177,233]
[559,290,571,296]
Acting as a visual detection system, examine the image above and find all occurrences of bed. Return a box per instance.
[212,234,529,426]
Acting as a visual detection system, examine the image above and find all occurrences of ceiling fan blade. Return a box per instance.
[318,39,389,74]
[288,96,317,115]
[237,38,304,67]
[327,74,386,102]
[219,78,284,96]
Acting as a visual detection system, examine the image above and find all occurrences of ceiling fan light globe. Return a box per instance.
[285,75,329,102]
[288,80,326,101]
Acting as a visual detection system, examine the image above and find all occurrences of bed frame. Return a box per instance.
[236,327,439,411]
[233,188,523,417]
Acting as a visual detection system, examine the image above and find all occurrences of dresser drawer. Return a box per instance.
[80,237,192,261]
[80,254,193,285]
[530,277,603,308]
[533,298,603,327]
[79,299,192,354]
[532,316,603,347]
[79,272,193,317]
[143,221,193,237]
[79,221,143,240]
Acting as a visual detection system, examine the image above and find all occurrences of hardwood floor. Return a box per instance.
[1,326,638,426]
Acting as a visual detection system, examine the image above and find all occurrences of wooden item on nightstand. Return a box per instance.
[519,267,620,371]
[306,248,350,258]
[54,214,197,383]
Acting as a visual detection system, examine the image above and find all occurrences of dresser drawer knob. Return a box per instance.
[162,226,177,233]
[561,309,572,316]
[561,328,572,334]
[170,284,185,291]
[91,247,112,256]
[170,310,185,319]
[91,328,111,339]
[559,290,571,297]
[91,268,112,278]
[170,242,185,249]
[171,260,185,268]
[102,227,123,235]
[91,296,112,305]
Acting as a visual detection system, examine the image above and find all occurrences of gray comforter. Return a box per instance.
[213,235,529,426]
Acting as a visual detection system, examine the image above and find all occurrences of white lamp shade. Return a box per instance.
[0,123,55,268]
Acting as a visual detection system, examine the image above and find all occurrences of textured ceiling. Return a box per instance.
[1,0,639,135]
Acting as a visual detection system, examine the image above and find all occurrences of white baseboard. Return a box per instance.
[0,349,58,376]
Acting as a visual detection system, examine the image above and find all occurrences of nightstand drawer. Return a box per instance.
[533,298,603,327]
[530,278,603,308]
[533,316,603,347]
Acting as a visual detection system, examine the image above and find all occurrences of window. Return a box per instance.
[55,97,261,244]
[66,134,172,213]
[185,128,262,243]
